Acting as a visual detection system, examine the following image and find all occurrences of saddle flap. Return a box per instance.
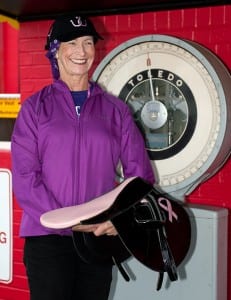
[111,190,191,272]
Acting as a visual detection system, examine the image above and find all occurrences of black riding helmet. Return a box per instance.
[45,15,103,50]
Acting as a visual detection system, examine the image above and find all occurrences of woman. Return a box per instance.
[11,15,154,300]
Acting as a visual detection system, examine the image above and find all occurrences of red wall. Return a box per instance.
[1,4,230,299]
[0,22,19,93]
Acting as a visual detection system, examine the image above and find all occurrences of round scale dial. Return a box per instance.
[93,35,231,199]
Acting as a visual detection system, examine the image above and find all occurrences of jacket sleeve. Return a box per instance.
[11,99,61,225]
[120,106,155,185]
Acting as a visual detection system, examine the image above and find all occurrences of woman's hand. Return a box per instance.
[72,221,118,236]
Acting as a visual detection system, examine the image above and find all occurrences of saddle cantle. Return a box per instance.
[40,177,191,290]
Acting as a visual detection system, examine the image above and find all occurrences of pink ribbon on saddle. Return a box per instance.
[158,197,178,223]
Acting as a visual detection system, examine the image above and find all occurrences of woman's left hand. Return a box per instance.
[72,221,118,236]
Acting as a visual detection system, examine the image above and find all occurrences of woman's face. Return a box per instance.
[56,36,95,79]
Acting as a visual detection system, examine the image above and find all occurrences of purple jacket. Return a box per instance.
[11,80,154,237]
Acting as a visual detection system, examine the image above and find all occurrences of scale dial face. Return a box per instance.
[93,35,231,198]
[118,67,197,159]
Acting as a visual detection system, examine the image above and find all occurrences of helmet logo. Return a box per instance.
[70,16,87,28]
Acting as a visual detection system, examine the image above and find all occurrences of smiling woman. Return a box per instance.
[45,15,102,81]
[10,14,154,300]
[56,36,96,87]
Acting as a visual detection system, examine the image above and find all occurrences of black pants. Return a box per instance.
[23,235,113,300]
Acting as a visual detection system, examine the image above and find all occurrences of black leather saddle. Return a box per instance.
[72,177,191,290]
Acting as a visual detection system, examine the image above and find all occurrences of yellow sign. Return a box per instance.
[0,15,19,30]
[0,94,21,118]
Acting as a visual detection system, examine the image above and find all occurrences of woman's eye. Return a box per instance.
[86,42,94,47]
[68,41,76,46]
